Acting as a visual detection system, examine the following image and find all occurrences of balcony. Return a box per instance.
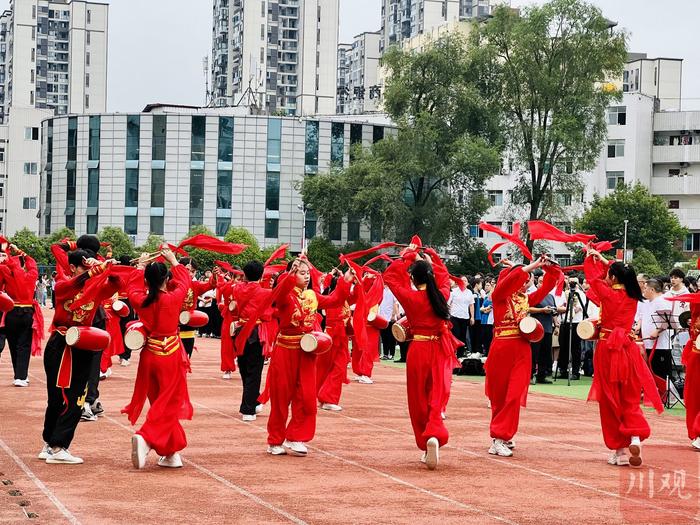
[653,144,700,164]
[670,208,700,230]
[650,175,700,195]
[654,111,700,132]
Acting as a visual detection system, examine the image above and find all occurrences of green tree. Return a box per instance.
[223,226,263,267]
[446,238,493,277]
[137,233,164,254]
[471,0,628,247]
[10,228,48,264]
[98,226,136,260]
[300,33,501,246]
[45,227,76,245]
[575,183,686,269]
[261,243,291,265]
[306,237,340,272]
[630,247,663,277]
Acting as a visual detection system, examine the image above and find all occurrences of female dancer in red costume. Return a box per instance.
[266,258,353,457]
[485,256,561,457]
[123,248,193,469]
[680,300,700,450]
[383,247,459,470]
[584,247,662,466]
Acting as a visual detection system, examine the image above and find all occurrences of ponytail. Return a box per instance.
[142,262,169,308]
[409,260,450,320]
[608,261,644,302]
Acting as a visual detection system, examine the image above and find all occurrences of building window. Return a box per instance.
[669,200,680,209]
[31,69,34,82]
[370,221,382,243]
[606,171,624,190]
[331,122,344,166]
[189,169,204,228]
[23,162,38,175]
[85,73,90,87]
[127,115,140,160]
[89,116,100,160]
[554,222,572,234]
[86,30,91,45]
[218,117,234,163]
[607,139,624,158]
[86,52,90,66]
[329,221,342,241]
[217,170,232,210]
[305,210,317,240]
[265,219,279,239]
[0,148,4,162]
[685,232,700,252]
[32,5,36,18]
[267,118,281,165]
[373,126,384,143]
[487,190,503,206]
[350,124,362,162]
[305,121,319,170]
[125,169,139,207]
[87,9,91,23]
[265,171,280,212]
[150,216,164,235]
[31,48,35,62]
[85,94,89,109]
[347,216,360,241]
[87,214,98,235]
[22,197,37,209]
[66,213,75,230]
[191,116,206,162]
[25,127,39,140]
[66,168,76,210]
[151,169,165,207]
[607,106,626,126]
[152,115,167,161]
[216,218,230,237]
[87,168,99,207]
[68,117,77,160]
[124,215,138,236]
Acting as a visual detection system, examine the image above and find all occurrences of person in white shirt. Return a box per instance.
[664,268,690,349]
[556,277,587,380]
[378,285,399,360]
[448,277,474,357]
[643,278,674,380]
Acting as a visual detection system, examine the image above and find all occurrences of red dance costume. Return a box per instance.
[178,275,215,357]
[351,275,383,378]
[316,294,353,405]
[217,280,237,372]
[266,275,350,446]
[122,265,194,457]
[384,250,459,451]
[100,295,124,373]
[583,255,662,450]
[486,265,561,441]
[684,303,700,440]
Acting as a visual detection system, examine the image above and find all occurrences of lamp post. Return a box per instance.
[297,203,310,252]
[623,219,629,263]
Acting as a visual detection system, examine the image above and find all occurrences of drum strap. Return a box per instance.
[52,327,73,414]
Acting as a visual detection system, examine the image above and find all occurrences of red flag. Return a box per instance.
[364,253,393,267]
[561,265,584,273]
[264,244,288,266]
[449,274,466,291]
[527,220,596,244]
[589,240,617,253]
[478,222,533,267]
[178,234,247,255]
[215,260,237,274]
[342,241,397,262]
[667,293,700,304]
[168,243,189,257]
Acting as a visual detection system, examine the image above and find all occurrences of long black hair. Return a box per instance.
[608,261,644,302]
[409,260,450,320]
[142,262,169,307]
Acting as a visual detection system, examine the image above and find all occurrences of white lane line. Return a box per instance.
[192,401,519,525]
[325,409,700,522]
[102,415,309,525]
[0,437,81,525]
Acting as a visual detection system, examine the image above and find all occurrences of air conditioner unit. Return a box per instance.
[681,162,690,168]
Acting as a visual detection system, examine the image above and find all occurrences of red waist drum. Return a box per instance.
[519,317,544,343]
[65,326,111,351]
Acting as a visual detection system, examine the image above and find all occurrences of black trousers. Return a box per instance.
[396,340,410,362]
[118,298,136,361]
[5,307,34,380]
[208,304,222,337]
[85,309,106,405]
[531,332,553,380]
[557,323,582,378]
[471,319,482,353]
[380,323,396,358]
[450,316,470,357]
[43,333,94,449]
[481,324,493,356]
[646,348,672,379]
[182,337,195,358]
[238,331,264,415]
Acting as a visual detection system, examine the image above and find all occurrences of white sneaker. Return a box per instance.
[628,437,642,467]
[608,449,630,466]
[283,440,308,457]
[440,412,446,420]
[420,452,427,464]
[255,404,264,414]
[320,403,343,411]
[357,375,374,384]
[120,358,130,367]
[157,453,183,468]
[46,448,83,464]
[222,372,232,380]
[81,404,97,422]
[37,443,50,460]
[242,414,256,421]
[691,437,700,450]
[99,368,112,380]
[13,379,29,387]
[131,434,150,469]
[267,445,287,455]
[425,437,439,470]
[488,439,513,457]
[504,440,515,450]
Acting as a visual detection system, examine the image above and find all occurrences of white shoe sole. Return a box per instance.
[628,444,642,467]
[425,438,439,470]
[131,435,149,469]
[46,457,83,464]
[267,447,287,456]
[488,445,513,457]
[283,443,307,457]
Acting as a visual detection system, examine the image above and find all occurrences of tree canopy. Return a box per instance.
[575,183,686,269]
[99,226,136,260]
[301,32,501,246]
[471,0,628,245]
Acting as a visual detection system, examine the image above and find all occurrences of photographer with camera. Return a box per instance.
[529,273,559,385]
[556,277,586,380]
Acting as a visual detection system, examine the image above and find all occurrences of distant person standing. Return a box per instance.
[448,277,474,357]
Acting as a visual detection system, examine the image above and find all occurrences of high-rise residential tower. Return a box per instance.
[211,0,340,116]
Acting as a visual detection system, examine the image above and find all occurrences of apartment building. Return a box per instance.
[336,31,381,115]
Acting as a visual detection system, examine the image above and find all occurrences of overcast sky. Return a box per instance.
[3,0,698,111]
